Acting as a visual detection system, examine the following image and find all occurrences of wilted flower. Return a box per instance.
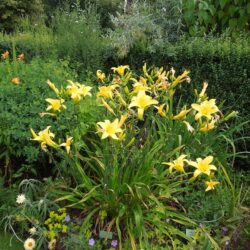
[24,238,36,250]
[29,227,37,235]
[11,77,20,85]
[1,50,9,59]
[17,53,25,61]
[48,239,56,249]
[16,194,26,204]
[89,238,95,246]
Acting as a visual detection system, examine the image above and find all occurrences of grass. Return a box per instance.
[0,232,23,250]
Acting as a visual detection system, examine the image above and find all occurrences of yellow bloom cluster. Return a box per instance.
[31,79,92,153]
[44,208,68,240]
[163,155,219,192]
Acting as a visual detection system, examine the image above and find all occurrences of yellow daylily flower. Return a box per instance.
[154,104,166,117]
[11,77,20,85]
[60,137,73,154]
[96,70,106,82]
[97,85,117,99]
[47,80,60,95]
[67,80,92,102]
[31,126,58,151]
[192,99,219,120]
[1,50,9,59]
[46,98,66,112]
[97,118,123,140]
[199,119,216,132]
[205,180,220,192]
[172,107,191,120]
[162,155,187,173]
[128,91,158,120]
[188,156,217,179]
[111,65,129,76]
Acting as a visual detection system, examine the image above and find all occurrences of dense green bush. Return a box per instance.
[0,0,44,33]
[0,58,78,183]
[183,0,250,35]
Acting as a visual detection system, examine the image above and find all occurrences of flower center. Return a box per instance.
[28,242,33,247]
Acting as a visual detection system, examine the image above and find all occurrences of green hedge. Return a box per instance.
[121,35,250,116]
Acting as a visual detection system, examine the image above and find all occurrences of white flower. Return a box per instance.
[16,194,26,204]
[48,239,57,249]
[24,238,36,250]
[29,227,37,235]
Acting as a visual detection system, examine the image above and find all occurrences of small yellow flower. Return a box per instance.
[111,65,129,76]
[60,137,73,154]
[46,98,66,112]
[172,107,191,120]
[11,77,20,85]
[205,180,220,191]
[17,53,25,61]
[162,155,187,173]
[192,99,219,120]
[188,156,217,179]
[1,50,9,59]
[199,119,216,132]
[128,91,158,120]
[48,239,57,250]
[47,80,60,95]
[97,118,123,140]
[154,104,166,117]
[31,126,59,151]
[96,70,106,82]
[97,85,117,99]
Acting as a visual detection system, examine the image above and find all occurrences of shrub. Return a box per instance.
[0,0,44,33]
[0,56,80,183]
[182,0,250,35]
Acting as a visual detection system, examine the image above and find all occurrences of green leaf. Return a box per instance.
[219,0,228,9]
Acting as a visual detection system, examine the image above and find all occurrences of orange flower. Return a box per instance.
[1,50,9,59]
[11,77,20,85]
